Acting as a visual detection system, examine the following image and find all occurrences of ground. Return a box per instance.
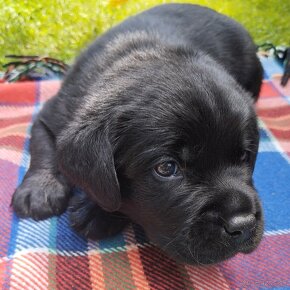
[0,0,289,66]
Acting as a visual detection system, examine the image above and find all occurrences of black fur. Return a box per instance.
[12,4,264,265]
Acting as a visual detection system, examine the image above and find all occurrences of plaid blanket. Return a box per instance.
[0,57,289,290]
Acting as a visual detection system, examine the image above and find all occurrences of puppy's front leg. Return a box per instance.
[12,115,72,220]
[69,193,130,240]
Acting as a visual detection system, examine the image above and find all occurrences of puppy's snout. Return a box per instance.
[223,214,256,242]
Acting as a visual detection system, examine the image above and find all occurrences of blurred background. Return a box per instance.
[0,0,289,66]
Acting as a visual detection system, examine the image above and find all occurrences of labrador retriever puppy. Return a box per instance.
[12,3,264,265]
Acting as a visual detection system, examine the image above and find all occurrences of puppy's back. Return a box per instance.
[127,4,262,97]
[71,4,262,98]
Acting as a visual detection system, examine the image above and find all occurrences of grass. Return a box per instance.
[0,0,289,66]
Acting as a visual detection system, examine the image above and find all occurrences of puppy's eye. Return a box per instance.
[154,161,179,178]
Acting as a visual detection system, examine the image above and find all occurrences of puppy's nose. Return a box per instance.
[223,214,256,242]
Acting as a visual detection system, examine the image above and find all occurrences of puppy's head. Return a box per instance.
[57,47,264,265]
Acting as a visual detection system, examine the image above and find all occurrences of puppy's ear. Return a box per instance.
[57,123,120,212]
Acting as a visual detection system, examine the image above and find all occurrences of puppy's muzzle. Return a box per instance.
[191,183,263,253]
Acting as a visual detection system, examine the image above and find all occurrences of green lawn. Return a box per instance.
[0,0,289,66]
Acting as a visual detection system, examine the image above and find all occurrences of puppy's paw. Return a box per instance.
[69,194,129,240]
[12,169,71,220]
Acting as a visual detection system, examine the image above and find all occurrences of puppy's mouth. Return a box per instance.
[146,214,264,265]
[159,234,261,265]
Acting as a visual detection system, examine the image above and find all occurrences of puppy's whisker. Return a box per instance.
[161,234,181,252]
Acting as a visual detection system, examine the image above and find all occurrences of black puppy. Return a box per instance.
[12,4,264,265]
